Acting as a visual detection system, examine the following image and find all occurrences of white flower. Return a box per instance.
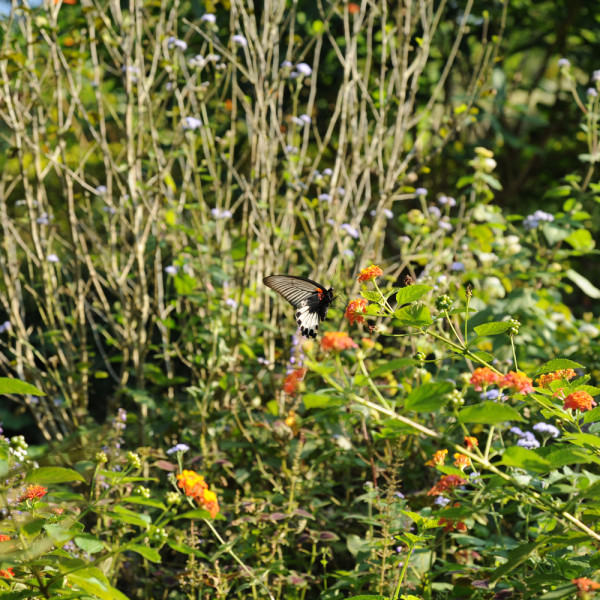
[225,298,238,309]
[183,116,202,130]
[337,186,345,197]
[299,114,312,124]
[579,323,600,337]
[281,60,293,68]
[232,34,248,47]
[587,88,598,97]
[438,219,453,232]
[414,187,427,196]
[211,208,233,219]
[558,58,570,67]
[285,145,298,154]
[47,253,60,263]
[167,36,187,51]
[295,62,312,76]
[428,206,441,220]
[201,13,216,23]
[188,54,205,67]
[165,265,178,276]
[322,168,333,176]
[96,185,107,194]
[343,248,355,257]
[318,193,331,202]
[592,70,600,83]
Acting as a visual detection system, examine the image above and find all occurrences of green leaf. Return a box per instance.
[564,229,595,251]
[125,497,167,510]
[74,533,105,554]
[344,596,389,600]
[106,507,151,528]
[473,322,511,337]
[489,541,543,584]
[176,508,213,520]
[499,447,552,473]
[468,350,494,363]
[404,382,454,412]
[564,433,600,449]
[127,544,161,563]
[166,540,209,558]
[303,393,342,409]
[25,467,86,484]
[458,402,525,425]
[346,533,371,558]
[361,290,382,302]
[395,284,432,305]
[369,359,419,378]
[67,567,131,600]
[544,448,598,468]
[394,304,432,327]
[583,406,600,424]
[533,358,584,377]
[565,269,600,298]
[0,377,45,396]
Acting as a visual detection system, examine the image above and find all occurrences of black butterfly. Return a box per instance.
[264,275,335,338]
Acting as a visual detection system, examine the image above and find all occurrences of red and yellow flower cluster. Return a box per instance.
[439,515,468,533]
[320,331,358,352]
[18,485,48,503]
[536,369,577,388]
[0,535,14,577]
[357,265,383,283]
[464,436,478,450]
[283,368,307,395]
[564,391,597,412]
[572,578,600,594]
[425,449,448,467]
[345,298,368,325]
[427,474,466,496]
[469,367,533,394]
[176,470,220,518]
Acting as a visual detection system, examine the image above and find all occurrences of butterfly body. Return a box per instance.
[264,275,334,338]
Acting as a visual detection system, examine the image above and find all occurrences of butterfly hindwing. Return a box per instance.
[264,275,334,338]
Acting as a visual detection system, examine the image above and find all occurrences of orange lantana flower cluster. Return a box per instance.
[470,368,500,391]
[439,516,468,533]
[0,534,10,542]
[536,369,577,388]
[572,578,600,593]
[283,368,307,395]
[345,298,368,325]
[357,265,383,283]
[0,568,15,578]
[425,449,448,467]
[564,391,597,412]
[501,371,534,394]
[464,436,478,450]
[320,331,358,353]
[18,485,48,502]
[176,470,220,518]
[453,453,471,470]
[427,474,466,496]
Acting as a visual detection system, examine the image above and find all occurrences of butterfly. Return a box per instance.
[263,275,335,338]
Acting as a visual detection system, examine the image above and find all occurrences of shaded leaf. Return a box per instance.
[458,402,525,425]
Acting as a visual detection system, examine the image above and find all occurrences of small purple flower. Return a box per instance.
[439,220,453,232]
[232,34,248,47]
[533,422,560,438]
[200,13,216,23]
[481,389,500,401]
[587,88,598,98]
[558,58,570,67]
[0,321,11,334]
[166,443,190,455]
[343,248,355,257]
[450,261,465,272]
[167,36,187,51]
[428,206,441,220]
[510,426,524,437]
[523,210,554,230]
[318,193,332,202]
[383,209,394,219]
[281,60,293,69]
[341,223,360,239]
[414,187,428,196]
[337,186,346,197]
[593,70,600,83]
[295,62,312,77]
[435,496,450,507]
[225,298,238,309]
[517,435,540,449]
[47,253,60,263]
[299,114,312,124]
[285,145,298,154]
[322,168,333,176]
[211,208,233,219]
[165,265,178,276]
[257,357,270,365]
[37,213,50,225]
[395,491,405,499]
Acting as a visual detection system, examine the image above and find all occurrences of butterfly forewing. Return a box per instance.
[264,275,334,338]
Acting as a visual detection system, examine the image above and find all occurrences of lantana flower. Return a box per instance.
[283,368,307,395]
[464,436,478,450]
[427,474,466,496]
[425,449,448,467]
[572,578,600,594]
[320,332,358,352]
[469,367,501,391]
[345,298,368,325]
[536,369,577,388]
[357,265,383,283]
[453,453,471,470]
[18,485,48,502]
[564,391,597,412]
[500,371,533,394]
[176,470,220,518]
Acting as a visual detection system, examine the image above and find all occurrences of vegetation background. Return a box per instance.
[0,0,599,598]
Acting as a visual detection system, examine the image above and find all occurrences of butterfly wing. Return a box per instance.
[264,275,334,338]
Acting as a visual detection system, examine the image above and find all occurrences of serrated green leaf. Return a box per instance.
[564,433,600,448]
[126,544,161,563]
[473,322,511,336]
[544,448,597,468]
[67,567,131,600]
[74,533,105,554]
[583,406,600,424]
[361,290,382,302]
[25,467,85,484]
[394,304,432,327]
[303,393,342,409]
[404,382,454,412]
[395,284,432,305]
[458,402,525,425]
[369,359,418,378]
[0,378,45,396]
[533,358,584,377]
[468,350,495,363]
[499,447,552,473]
